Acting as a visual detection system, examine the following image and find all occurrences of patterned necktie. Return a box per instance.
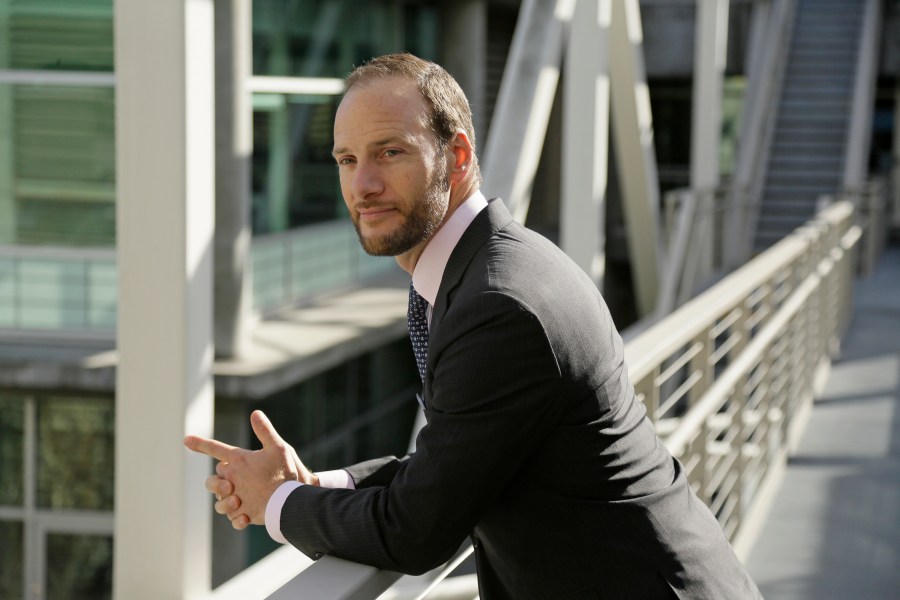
[407,282,430,383]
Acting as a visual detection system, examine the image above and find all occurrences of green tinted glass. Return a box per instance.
[0,83,116,246]
[0,395,24,505]
[0,521,23,599]
[0,0,114,72]
[37,396,114,510]
[46,533,113,600]
[252,0,400,78]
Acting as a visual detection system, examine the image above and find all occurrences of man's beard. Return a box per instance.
[354,168,450,257]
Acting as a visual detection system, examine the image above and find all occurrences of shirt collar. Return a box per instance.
[412,190,488,305]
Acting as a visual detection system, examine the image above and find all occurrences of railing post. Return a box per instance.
[688,327,713,408]
[636,370,661,424]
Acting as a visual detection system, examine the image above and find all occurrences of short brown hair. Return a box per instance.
[345,53,482,183]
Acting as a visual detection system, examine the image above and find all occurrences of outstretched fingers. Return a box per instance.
[184,435,237,463]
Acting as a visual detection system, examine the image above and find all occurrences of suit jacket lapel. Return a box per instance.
[430,198,515,328]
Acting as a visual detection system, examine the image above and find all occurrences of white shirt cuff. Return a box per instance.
[265,481,302,545]
[264,471,355,544]
[316,469,356,489]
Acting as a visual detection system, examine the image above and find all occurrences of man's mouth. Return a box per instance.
[357,206,397,221]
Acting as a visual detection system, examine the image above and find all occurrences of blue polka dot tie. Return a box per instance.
[407,282,430,383]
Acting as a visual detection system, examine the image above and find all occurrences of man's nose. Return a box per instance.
[351,162,384,198]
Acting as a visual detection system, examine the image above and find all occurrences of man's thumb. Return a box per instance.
[250,410,282,447]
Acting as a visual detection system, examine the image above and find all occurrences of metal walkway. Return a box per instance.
[747,242,900,599]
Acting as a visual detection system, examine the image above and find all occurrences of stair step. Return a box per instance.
[768,159,844,173]
[763,183,839,197]
[780,102,851,117]
[766,172,843,187]
[775,114,850,128]
[771,141,844,156]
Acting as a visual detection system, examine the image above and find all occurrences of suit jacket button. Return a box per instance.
[472,538,481,549]
[314,552,324,559]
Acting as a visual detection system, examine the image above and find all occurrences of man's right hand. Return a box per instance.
[185,410,319,529]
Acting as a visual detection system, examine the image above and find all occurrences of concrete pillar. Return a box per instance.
[690,0,729,282]
[440,1,488,150]
[214,0,252,359]
[0,0,15,244]
[561,0,611,287]
[113,0,215,597]
[609,0,661,316]
[481,0,574,223]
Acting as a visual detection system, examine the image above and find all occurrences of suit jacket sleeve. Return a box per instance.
[278,290,564,574]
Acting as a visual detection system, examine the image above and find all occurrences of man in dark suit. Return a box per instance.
[185,53,762,599]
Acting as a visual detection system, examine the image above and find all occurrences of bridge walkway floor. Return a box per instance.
[746,242,900,599]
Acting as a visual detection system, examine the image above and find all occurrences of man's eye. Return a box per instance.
[337,157,355,166]
[383,149,401,157]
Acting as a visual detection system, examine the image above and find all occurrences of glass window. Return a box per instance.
[252,0,403,79]
[0,521,23,599]
[46,533,112,600]
[0,394,24,506]
[0,83,116,247]
[251,93,343,233]
[37,396,114,510]
[0,0,114,72]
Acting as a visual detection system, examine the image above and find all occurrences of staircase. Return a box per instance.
[755,0,864,251]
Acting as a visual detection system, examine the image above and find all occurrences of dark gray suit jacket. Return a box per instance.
[280,199,762,599]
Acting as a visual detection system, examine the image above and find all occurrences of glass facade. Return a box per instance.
[0,1,116,248]
[0,394,24,505]
[46,533,113,600]
[0,394,115,599]
[36,397,115,511]
[0,521,23,599]
[0,0,114,72]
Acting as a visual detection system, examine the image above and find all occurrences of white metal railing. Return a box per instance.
[251,221,399,315]
[658,185,732,315]
[199,199,860,600]
[631,198,859,555]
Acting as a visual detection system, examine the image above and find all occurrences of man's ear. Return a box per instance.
[447,131,474,184]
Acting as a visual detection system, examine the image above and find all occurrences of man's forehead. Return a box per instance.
[332,80,430,150]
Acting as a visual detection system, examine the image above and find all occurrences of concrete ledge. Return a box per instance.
[0,278,409,398]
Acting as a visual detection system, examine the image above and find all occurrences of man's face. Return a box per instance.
[332,77,450,257]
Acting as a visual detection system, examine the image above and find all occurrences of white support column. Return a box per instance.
[481,0,575,223]
[561,0,611,287]
[609,0,661,316]
[114,0,215,598]
[690,0,729,284]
